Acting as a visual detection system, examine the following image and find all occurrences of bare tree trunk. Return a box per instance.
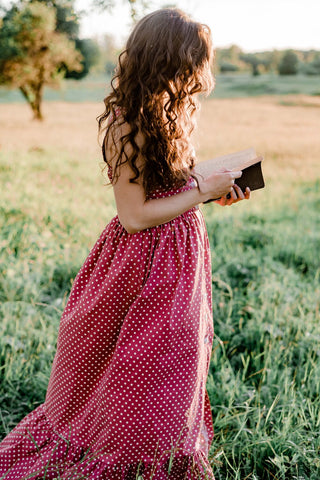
[20,84,44,121]
[32,84,43,121]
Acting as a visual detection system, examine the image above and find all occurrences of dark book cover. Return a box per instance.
[233,160,265,193]
[203,160,265,203]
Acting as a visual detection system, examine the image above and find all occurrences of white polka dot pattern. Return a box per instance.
[0,176,215,479]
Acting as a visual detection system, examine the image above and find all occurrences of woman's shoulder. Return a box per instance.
[105,110,130,151]
[107,108,135,139]
[107,112,145,151]
[104,111,145,181]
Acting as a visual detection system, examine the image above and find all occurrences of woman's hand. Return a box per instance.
[214,185,251,206]
[195,168,243,201]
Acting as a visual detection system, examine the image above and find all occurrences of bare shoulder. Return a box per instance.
[105,116,145,179]
[106,115,144,150]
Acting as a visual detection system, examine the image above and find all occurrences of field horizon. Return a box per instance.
[1,72,320,105]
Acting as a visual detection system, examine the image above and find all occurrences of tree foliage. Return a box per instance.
[302,54,320,75]
[65,38,100,79]
[215,46,320,76]
[278,50,299,75]
[31,0,101,79]
[219,62,239,73]
[0,2,82,119]
[240,53,263,76]
[36,0,80,38]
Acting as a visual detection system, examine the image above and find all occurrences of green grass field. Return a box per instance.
[0,96,319,479]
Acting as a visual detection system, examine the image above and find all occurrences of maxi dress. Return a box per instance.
[0,170,215,480]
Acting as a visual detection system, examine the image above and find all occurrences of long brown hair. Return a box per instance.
[97,8,214,197]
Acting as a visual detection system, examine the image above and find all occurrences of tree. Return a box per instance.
[65,38,100,79]
[0,2,82,119]
[240,53,263,76]
[263,49,282,73]
[36,0,80,38]
[278,50,299,75]
[216,44,243,73]
[302,55,320,75]
[219,62,239,73]
[32,0,101,78]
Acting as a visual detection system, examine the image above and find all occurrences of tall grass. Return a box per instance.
[1,97,319,479]
[205,180,320,479]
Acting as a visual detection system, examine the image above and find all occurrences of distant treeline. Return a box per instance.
[97,41,320,78]
[214,45,320,76]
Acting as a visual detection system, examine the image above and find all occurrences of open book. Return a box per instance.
[193,147,265,202]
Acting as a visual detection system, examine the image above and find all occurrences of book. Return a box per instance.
[193,148,265,203]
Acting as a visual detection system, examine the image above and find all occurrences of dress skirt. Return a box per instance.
[0,179,215,479]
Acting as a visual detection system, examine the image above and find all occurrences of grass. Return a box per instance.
[206,182,320,479]
[0,73,320,104]
[211,73,320,98]
[0,96,320,479]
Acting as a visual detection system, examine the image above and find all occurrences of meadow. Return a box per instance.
[1,73,320,104]
[0,91,320,479]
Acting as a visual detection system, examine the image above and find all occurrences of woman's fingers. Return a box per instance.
[226,185,250,205]
[213,186,251,207]
[230,187,238,200]
[233,184,244,200]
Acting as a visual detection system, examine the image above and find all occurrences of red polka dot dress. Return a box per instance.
[0,173,215,479]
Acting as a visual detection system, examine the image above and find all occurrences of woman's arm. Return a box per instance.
[112,161,242,233]
[106,121,244,234]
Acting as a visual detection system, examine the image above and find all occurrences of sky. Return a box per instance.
[75,0,320,52]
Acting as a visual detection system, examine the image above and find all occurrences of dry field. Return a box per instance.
[1,94,319,237]
[1,94,319,177]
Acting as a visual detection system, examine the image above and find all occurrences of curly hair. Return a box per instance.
[97,8,214,198]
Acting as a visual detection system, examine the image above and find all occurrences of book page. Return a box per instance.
[193,148,258,179]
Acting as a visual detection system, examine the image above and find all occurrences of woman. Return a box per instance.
[0,8,250,480]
